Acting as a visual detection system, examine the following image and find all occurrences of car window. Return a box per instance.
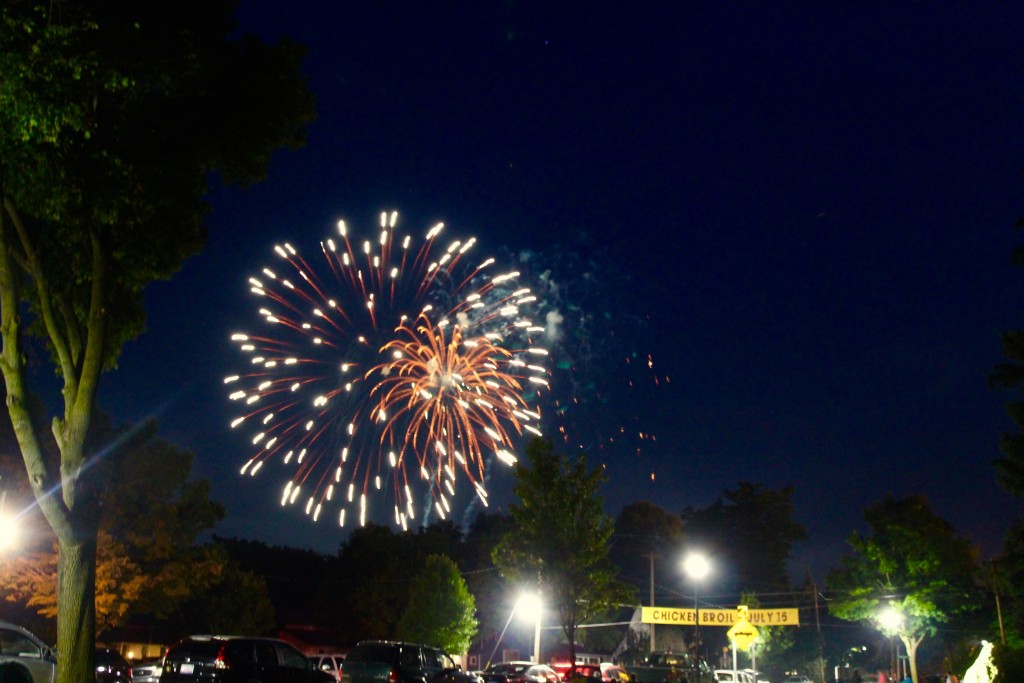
[227,642,255,664]
[438,651,455,669]
[0,629,40,657]
[277,642,308,669]
[254,641,278,665]
[421,648,439,669]
[361,644,399,665]
[400,645,421,667]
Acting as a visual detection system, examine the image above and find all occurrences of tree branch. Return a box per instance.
[2,196,77,393]
[0,192,73,538]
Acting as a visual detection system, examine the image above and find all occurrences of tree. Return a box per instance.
[164,556,276,638]
[0,417,227,635]
[492,438,633,672]
[0,1,314,678]
[461,512,515,654]
[397,554,478,655]
[681,482,806,596]
[335,523,419,641]
[990,218,1024,497]
[826,495,980,683]
[610,501,684,600]
[990,222,1024,647]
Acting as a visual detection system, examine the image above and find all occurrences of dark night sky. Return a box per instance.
[91,2,1024,579]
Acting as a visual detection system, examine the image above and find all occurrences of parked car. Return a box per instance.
[483,662,558,683]
[161,635,334,682]
[96,647,132,682]
[129,657,163,682]
[315,653,345,681]
[714,672,754,683]
[570,664,628,683]
[342,641,481,683]
[0,620,56,683]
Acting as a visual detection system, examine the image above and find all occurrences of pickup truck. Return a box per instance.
[341,640,482,683]
[623,652,714,683]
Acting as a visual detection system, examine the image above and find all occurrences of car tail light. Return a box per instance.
[388,668,399,683]
[214,645,231,670]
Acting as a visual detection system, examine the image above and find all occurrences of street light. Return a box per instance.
[682,552,711,659]
[877,605,903,633]
[518,592,543,664]
[877,605,905,680]
[0,509,18,552]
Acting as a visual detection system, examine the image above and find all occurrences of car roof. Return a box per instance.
[0,621,46,643]
[179,635,289,642]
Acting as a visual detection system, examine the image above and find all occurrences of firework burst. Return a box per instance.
[224,211,549,530]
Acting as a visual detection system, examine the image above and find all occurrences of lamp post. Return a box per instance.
[877,606,904,680]
[682,552,711,660]
[518,592,543,664]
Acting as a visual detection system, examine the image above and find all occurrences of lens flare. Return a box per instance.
[225,211,549,529]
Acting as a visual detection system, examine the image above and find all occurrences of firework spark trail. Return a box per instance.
[225,211,549,530]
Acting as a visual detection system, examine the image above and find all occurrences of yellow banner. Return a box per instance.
[641,607,696,625]
[641,607,799,627]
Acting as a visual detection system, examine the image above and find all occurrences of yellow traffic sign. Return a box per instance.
[727,618,760,651]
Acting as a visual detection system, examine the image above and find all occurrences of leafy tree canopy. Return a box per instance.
[397,554,478,655]
[610,500,683,600]
[827,495,980,683]
[0,416,226,635]
[493,438,633,672]
[990,219,1024,497]
[682,482,806,595]
[0,2,313,678]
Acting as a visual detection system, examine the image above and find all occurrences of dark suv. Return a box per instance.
[161,635,334,682]
[342,641,482,683]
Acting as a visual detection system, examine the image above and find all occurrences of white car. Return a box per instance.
[314,653,345,681]
[715,672,754,683]
[715,672,769,683]
[0,620,56,683]
[129,657,163,682]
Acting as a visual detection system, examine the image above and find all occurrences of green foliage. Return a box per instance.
[828,495,981,682]
[0,1,312,679]
[610,501,683,597]
[0,0,315,370]
[994,520,1024,647]
[993,642,1024,683]
[462,512,516,646]
[397,554,478,654]
[492,438,634,666]
[164,555,276,638]
[682,482,807,594]
[0,415,227,634]
[991,218,1024,498]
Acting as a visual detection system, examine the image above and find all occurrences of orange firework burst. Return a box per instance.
[371,314,541,486]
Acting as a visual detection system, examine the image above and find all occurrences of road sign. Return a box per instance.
[727,618,760,651]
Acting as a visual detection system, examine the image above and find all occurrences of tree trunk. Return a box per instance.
[901,634,922,683]
[56,532,97,683]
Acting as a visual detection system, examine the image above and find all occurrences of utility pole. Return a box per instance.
[643,553,656,652]
[991,561,1006,645]
[808,569,826,683]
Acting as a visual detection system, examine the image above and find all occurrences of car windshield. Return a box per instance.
[352,644,399,664]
